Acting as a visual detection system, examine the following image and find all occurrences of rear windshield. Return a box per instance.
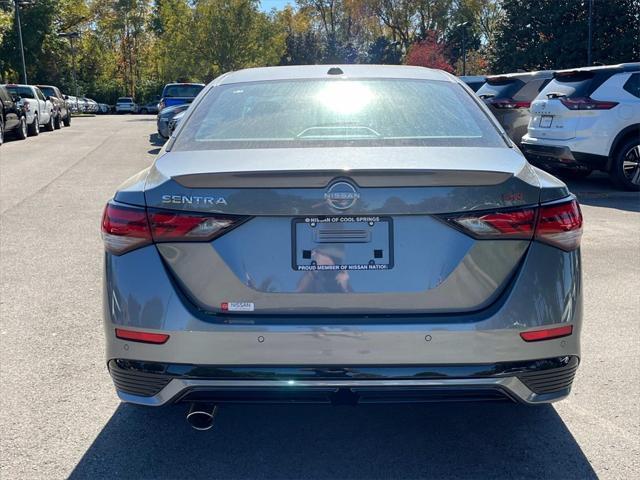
[163,84,204,98]
[39,86,56,98]
[539,71,595,98]
[5,86,34,99]
[173,79,504,151]
[476,77,524,99]
[117,97,133,103]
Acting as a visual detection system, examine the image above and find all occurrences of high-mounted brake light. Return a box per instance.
[101,202,249,255]
[115,328,169,344]
[520,325,573,342]
[488,98,531,109]
[560,97,618,110]
[443,199,583,251]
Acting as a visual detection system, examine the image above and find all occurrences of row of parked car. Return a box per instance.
[0,84,73,144]
[460,62,640,190]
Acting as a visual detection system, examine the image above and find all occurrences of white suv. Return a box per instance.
[521,63,640,190]
[115,97,137,114]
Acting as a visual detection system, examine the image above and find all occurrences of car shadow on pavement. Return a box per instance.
[68,402,596,480]
[563,174,640,213]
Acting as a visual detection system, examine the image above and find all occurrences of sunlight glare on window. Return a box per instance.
[314,82,375,114]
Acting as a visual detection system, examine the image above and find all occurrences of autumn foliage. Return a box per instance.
[405,32,454,73]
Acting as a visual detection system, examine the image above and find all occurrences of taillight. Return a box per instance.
[488,98,530,109]
[158,100,165,111]
[443,198,583,251]
[102,203,152,254]
[446,208,537,240]
[535,199,583,251]
[560,97,618,110]
[147,209,247,242]
[101,202,249,255]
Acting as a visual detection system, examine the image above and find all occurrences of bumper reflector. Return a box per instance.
[520,325,573,342]
[115,328,170,344]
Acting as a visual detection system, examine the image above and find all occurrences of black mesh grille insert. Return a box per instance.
[109,362,172,397]
[518,357,579,394]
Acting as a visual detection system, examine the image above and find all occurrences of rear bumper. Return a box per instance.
[521,141,608,170]
[109,356,579,406]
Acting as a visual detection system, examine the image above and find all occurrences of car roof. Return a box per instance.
[553,62,640,74]
[487,70,555,81]
[164,82,205,87]
[217,65,455,85]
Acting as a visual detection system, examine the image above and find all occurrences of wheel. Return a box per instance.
[28,114,39,136]
[16,116,27,140]
[54,114,61,130]
[556,168,593,180]
[610,137,640,191]
[44,113,54,132]
[63,113,71,127]
[141,108,148,114]
[0,116,4,146]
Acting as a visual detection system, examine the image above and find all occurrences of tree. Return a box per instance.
[491,0,640,73]
[365,36,402,64]
[405,30,454,71]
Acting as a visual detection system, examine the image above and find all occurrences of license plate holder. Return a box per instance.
[539,115,553,128]
[292,216,394,271]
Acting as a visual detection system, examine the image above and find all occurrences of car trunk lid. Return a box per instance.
[144,147,542,315]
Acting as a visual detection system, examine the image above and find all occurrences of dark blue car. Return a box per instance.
[158,83,204,112]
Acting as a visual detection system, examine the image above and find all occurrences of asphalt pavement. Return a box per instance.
[0,116,638,479]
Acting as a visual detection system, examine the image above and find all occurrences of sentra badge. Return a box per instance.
[161,194,227,206]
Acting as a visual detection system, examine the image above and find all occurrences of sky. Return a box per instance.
[259,0,294,11]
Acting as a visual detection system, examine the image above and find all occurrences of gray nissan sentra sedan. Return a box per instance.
[102,65,583,429]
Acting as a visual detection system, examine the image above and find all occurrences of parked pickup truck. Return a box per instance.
[0,85,28,144]
[37,85,71,128]
[2,84,54,136]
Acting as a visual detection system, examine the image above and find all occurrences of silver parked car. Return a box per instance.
[102,66,583,430]
[477,70,554,145]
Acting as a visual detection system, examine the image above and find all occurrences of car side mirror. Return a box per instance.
[64,95,69,100]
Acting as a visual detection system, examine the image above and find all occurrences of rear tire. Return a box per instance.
[0,116,4,146]
[28,114,39,136]
[44,114,54,132]
[610,138,640,191]
[16,116,27,140]
[63,113,71,127]
[54,114,62,130]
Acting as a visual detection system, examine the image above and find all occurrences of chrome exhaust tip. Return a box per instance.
[186,403,218,431]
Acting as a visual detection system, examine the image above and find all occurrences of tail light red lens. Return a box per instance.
[535,200,583,251]
[102,203,152,254]
[560,97,618,110]
[520,325,573,342]
[101,202,249,255]
[488,98,531,109]
[115,328,170,344]
[447,208,537,240]
[147,209,246,242]
[444,199,583,251]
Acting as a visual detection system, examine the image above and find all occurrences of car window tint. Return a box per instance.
[623,73,640,98]
[5,86,35,99]
[174,79,505,151]
[163,85,204,98]
[513,79,548,101]
[477,77,524,99]
[39,86,56,98]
